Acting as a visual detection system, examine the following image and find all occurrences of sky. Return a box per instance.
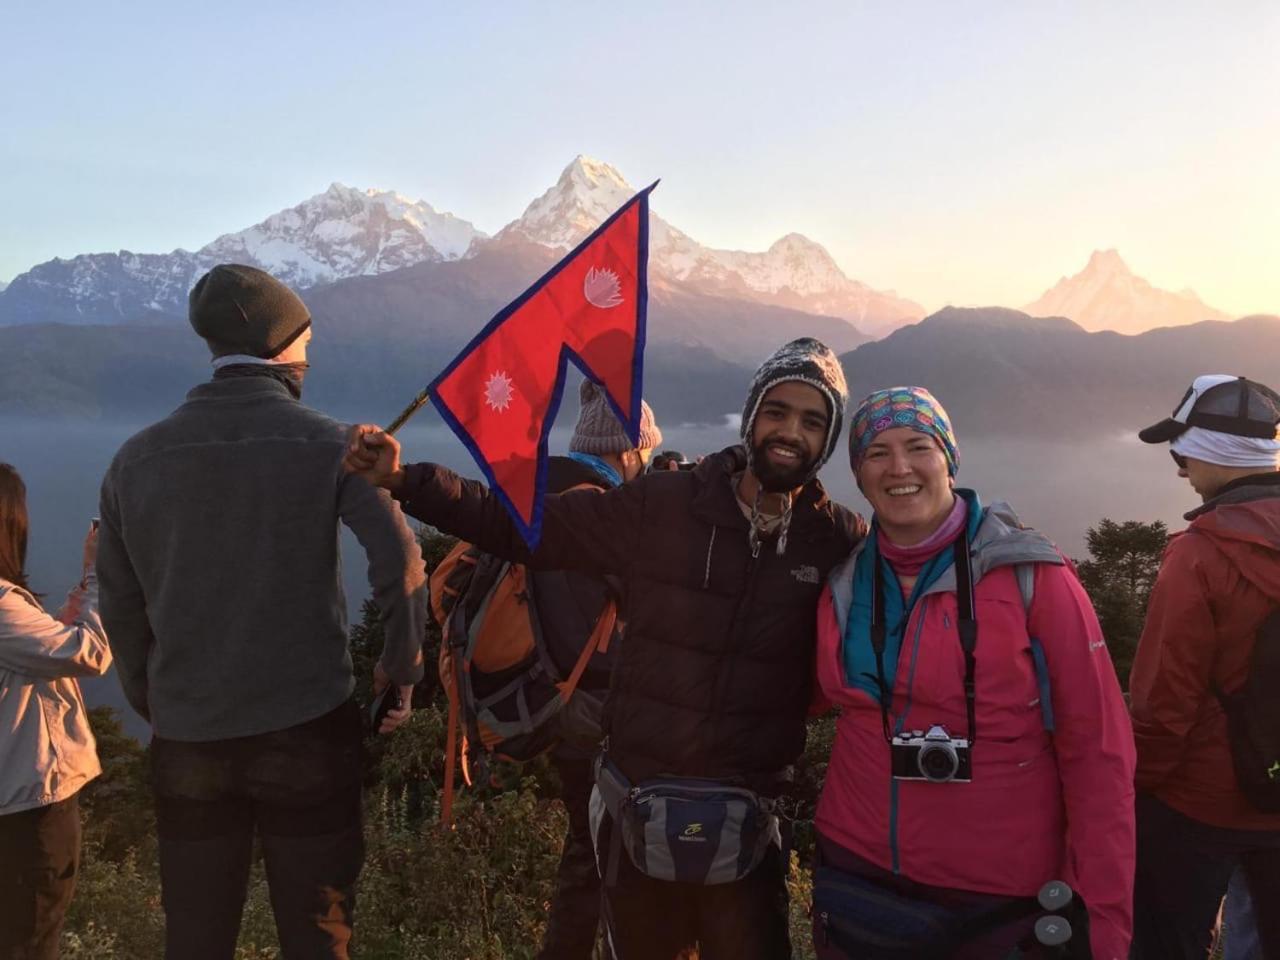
[2,1,1277,315]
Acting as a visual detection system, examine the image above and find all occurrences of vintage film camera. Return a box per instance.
[890,724,972,783]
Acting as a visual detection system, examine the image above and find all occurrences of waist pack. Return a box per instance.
[1215,607,1280,813]
[430,529,616,826]
[591,755,781,886]
[813,866,1091,960]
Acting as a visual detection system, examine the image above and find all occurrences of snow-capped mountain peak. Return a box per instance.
[499,155,637,250]
[563,154,631,193]
[198,182,487,287]
[1083,248,1129,276]
[1025,249,1229,334]
[0,183,488,326]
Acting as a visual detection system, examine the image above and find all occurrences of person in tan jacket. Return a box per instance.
[0,463,111,959]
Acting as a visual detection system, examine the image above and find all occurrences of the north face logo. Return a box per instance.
[791,565,820,585]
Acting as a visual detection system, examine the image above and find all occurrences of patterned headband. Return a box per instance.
[848,386,959,476]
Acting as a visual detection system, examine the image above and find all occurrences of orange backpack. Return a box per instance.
[430,539,615,825]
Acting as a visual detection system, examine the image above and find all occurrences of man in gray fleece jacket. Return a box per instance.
[97,263,427,960]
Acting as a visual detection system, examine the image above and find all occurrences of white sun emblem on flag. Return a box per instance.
[484,370,515,412]
[583,266,624,308]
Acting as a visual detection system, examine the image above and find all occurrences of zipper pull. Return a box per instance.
[820,912,830,946]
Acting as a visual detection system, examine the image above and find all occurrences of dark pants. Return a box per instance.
[537,755,603,960]
[596,811,791,960]
[0,794,81,960]
[1131,791,1280,960]
[150,700,365,960]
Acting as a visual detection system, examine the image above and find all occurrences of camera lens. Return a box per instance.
[917,742,959,782]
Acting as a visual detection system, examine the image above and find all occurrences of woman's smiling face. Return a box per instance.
[857,427,955,545]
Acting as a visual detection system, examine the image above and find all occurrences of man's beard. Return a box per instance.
[751,437,816,493]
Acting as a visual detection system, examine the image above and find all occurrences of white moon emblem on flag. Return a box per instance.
[484,370,515,412]
[583,267,624,308]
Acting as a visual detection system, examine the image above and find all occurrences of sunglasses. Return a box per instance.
[1170,450,1188,469]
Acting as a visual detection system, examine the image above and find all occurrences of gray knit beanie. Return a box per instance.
[740,337,849,482]
[569,380,663,454]
[189,263,312,359]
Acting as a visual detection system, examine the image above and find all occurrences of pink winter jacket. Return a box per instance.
[814,503,1136,960]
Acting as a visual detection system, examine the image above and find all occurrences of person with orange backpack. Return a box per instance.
[536,385,662,959]
[430,379,663,959]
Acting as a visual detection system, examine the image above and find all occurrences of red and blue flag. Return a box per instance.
[429,183,656,548]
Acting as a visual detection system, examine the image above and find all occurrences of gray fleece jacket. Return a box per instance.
[97,376,426,742]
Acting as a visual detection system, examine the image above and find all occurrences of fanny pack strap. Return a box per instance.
[605,814,624,888]
[594,754,630,888]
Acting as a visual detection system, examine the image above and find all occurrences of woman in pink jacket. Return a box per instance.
[811,388,1135,960]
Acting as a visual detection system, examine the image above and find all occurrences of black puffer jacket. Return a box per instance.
[396,445,865,785]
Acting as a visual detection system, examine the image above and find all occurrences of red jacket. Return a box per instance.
[816,503,1136,960]
[1130,476,1280,831]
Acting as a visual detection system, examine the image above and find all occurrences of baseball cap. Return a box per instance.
[1139,375,1280,444]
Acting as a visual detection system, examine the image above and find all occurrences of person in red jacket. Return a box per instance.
[812,387,1134,960]
[1130,374,1280,960]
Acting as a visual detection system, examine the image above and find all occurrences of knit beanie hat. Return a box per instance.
[849,386,959,477]
[189,263,312,359]
[569,380,663,454]
[740,337,849,481]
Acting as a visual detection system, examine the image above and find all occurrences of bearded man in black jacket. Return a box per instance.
[346,339,865,959]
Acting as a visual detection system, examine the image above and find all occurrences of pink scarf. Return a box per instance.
[878,495,966,577]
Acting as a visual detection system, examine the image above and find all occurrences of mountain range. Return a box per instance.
[2,292,1275,439]
[840,307,1279,438]
[0,156,920,337]
[0,156,1243,341]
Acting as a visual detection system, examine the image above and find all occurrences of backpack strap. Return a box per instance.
[1027,638,1056,734]
[440,632,464,827]
[556,600,618,703]
[1015,562,1035,613]
[1014,562,1057,735]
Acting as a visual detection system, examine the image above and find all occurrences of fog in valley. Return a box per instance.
[3,416,1196,738]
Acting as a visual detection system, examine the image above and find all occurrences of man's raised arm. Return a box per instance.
[344,425,642,575]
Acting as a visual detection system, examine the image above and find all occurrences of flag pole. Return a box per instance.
[384,387,431,436]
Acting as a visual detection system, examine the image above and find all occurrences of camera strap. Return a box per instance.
[870,536,979,747]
